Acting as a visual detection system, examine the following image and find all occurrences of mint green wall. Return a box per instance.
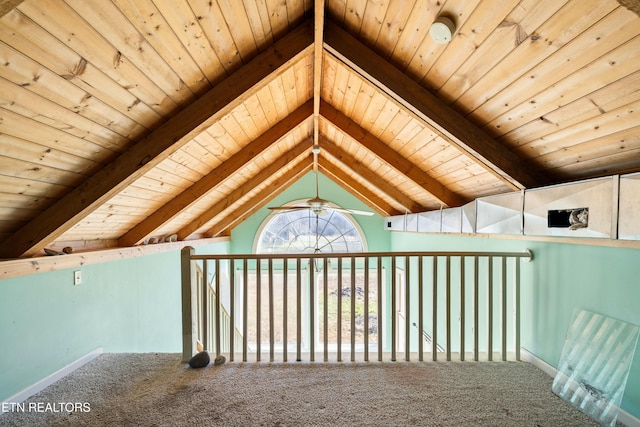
[3,193,639,421]
[230,171,390,254]
[390,231,640,419]
[0,241,229,402]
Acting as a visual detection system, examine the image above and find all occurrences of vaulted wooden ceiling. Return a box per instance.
[0,0,639,259]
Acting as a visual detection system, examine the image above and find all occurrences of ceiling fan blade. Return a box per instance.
[331,207,375,216]
[268,206,309,211]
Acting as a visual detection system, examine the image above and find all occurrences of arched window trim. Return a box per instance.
[253,199,368,254]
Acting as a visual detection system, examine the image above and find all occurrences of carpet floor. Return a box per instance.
[1,353,606,426]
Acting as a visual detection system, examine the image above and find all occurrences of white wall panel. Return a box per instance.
[441,207,462,233]
[524,178,613,238]
[618,173,640,240]
[405,213,418,232]
[418,210,441,233]
[476,191,523,235]
[462,201,476,233]
[384,215,404,231]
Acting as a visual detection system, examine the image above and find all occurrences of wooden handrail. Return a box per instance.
[182,248,532,363]
[189,250,533,261]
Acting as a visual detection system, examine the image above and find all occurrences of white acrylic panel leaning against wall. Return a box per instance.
[553,308,639,426]
[618,173,640,241]
[523,178,613,238]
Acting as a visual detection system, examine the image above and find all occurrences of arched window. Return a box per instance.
[255,203,367,254]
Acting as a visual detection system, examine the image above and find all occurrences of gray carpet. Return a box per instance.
[1,353,604,426]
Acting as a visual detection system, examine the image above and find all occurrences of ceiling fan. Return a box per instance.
[268,146,374,217]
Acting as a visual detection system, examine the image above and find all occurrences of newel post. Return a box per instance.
[181,246,198,362]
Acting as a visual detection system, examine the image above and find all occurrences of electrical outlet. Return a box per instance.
[74,270,82,286]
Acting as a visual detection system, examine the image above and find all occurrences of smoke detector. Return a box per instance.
[429,17,455,44]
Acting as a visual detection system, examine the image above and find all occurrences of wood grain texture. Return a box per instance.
[207,162,312,238]
[0,0,21,17]
[323,20,549,190]
[321,101,465,207]
[320,136,427,213]
[0,0,639,256]
[319,162,399,216]
[178,143,311,240]
[119,101,313,246]
[0,21,313,258]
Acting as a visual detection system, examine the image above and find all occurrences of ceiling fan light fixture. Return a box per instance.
[430,16,455,44]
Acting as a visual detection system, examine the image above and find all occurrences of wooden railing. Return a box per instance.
[181,249,532,363]
[194,264,242,355]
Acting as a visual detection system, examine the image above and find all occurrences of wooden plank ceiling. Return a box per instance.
[0,0,638,259]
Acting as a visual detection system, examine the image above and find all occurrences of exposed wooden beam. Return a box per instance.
[0,0,23,18]
[207,162,313,237]
[323,19,549,190]
[319,136,428,213]
[0,21,313,258]
[320,101,465,208]
[0,237,228,280]
[313,0,324,120]
[312,0,325,173]
[618,0,640,17]
[177,143,311,240]
[319,163,400,217]
[119,101,314,246]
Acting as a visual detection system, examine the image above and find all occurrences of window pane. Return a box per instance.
[257,207,365,254]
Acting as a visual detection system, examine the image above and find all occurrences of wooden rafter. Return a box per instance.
[318,163,399,217]
[119,101,314,246]
[0,20,314,258]
[323,19,549,191]
[207,162,313,238]
[617,0,640,17]
[0,0,23,17]
[312,0,325,173]
[320,101,465,208]
[319,136,427,214]
[177,143,311,240]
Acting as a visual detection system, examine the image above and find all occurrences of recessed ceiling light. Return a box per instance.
[430,17,455,44]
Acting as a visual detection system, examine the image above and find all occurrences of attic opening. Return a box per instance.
[547,208,589,229]
[254,204,367,254]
